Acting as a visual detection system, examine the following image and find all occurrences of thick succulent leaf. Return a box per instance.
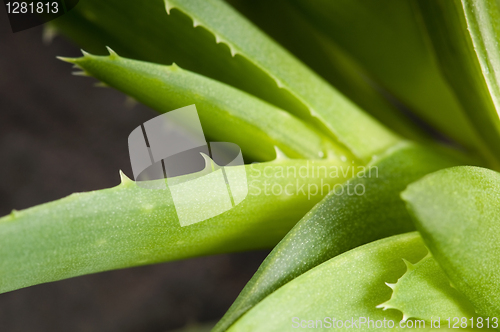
[402,166,500,319]
[228,233,488,331]
[227,233,429,331]
[0,158,354,294]
[291,0,483,155]
[164,0,399,161]
[52,0,400,161]
[213,142,461,332]
[228,0,431,143]
[61,52,339,161]
[379,254,477,323]
[415,0,500,168]
[51,0,303,118]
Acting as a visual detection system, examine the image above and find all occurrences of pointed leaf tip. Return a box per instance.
[42,24,58,45]
[200,152,219,170]
[119,170,134,186]
[402,258,415,271]
[124,96,138,108]
[56,56,78,64]
[273,146,290,161]
[165,0,174,14]
[94,82,108,88]
[381,254,477,325]
[81,49,91,57]
[72,71,90,77]
[376,302,388,310]
[105,46,118,58]
[385,282,396,290]
[376,301,397,311]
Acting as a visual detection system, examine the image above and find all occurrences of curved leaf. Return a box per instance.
[61,51,338,161]
[228,232,489,331]
[0,158,353,294]
[379,254,476,323]
[51,0,304,119]
[402,166,500,319]
[164,0,399,161]
[227,232,429,331]
[213,142,461,331]
[415,0,500,169]
[53,0,400,161]
[291,0,484,156]
[228,0,431,143]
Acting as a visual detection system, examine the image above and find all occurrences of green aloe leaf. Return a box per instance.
[228,232,489,331]
[213,142,461,332]
[415,0,500,168]
[0,158,353,294]
[290,0,484,156]
[228,0,431,143]
[379,254,477,324]
[402,166,500,319]
[61,51,339,161]
[52,0,302,118]
[228,232,429,331]
[164,0,399,161]
[52,0,400,161]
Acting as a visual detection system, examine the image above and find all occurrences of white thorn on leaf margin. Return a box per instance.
[106,46,119,58]
[119,170,134,186]
[165,1,174,14]
[273,146,290,160]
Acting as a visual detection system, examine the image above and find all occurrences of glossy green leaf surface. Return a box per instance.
[416,0,500,169]
[228,232,429,331]
[52,0,304,117]
[0,158,353,294]
[403,166,500,319]
[290,0,488,157]
[213,142,461,332]
[165,0,399,161]
[14,0,499,328]
[228,0,431,143]
[379,254,476,323]
[53,0,400,161]
[62,52,338,162]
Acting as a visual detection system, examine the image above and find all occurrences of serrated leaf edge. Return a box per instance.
[163,1,326,134]
[376,252,430,322]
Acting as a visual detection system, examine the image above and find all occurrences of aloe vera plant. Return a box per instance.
[3,0,500,330]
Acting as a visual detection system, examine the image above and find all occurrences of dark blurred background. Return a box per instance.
[0,25,268,332]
